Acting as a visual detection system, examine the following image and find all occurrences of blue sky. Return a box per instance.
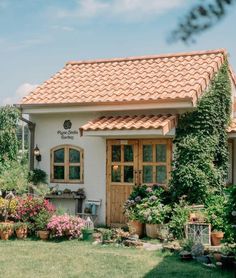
[0,0,236,105]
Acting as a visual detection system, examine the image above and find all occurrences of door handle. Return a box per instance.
[138,170,142,186]
[134,170,138,186]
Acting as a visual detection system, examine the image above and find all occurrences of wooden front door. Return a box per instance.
[106,139,172,226]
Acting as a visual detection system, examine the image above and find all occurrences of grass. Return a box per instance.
[0,239,234,278]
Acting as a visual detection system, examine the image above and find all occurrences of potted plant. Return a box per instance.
[211,231,224,246]
[205,194,226,246]
[34,210,51,240]
[0,192,16,238]
[14,222,28,239]
[125,205,144,237]
[0,223,13,240]
[139,196,171,239]
[124,185,158,237]
[124,196,144,237]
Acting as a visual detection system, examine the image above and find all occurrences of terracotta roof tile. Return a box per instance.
[80,114,177,135]
[20,49,231,106]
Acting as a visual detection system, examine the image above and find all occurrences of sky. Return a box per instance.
[0,0,236,105]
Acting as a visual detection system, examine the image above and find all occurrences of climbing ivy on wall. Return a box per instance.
[0,106,19,167]
[170,63,232,205]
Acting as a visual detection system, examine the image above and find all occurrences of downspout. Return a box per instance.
[20,116,35,171]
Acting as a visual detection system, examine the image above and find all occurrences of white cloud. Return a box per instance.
[2,83,38,105]
[54,0,186,20]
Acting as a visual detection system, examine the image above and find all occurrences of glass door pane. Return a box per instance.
[143,145,153,162]
[124,145,133,162]
[112,145,121,162]
[156,144,166,162]
[143,166,153,183]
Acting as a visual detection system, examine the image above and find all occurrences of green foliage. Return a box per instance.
[180,238,194,252]
[28,169,47,185]
[0,160,28,194]
[138,198,171,224]
[34,210,51,231]
[14,222,28,230]
[170,63,232,204]
[205,194,227,232]
[124,184,169,222]
[0,106,20,165]
[168,199,190,239]
[225,185,236,241]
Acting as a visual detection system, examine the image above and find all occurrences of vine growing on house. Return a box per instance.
[170,63,232,204]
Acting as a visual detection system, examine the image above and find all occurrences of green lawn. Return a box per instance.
[0,240,234,278]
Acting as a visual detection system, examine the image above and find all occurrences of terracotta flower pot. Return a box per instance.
[0,222,13,239]
[128,221,143,237]
[189,213,197,222]
[0,231,9,240]
[146,224,159,238]
[16,227,28,239]
[38,230,49,240]
[213,252,222,262]
[211,231,224,246]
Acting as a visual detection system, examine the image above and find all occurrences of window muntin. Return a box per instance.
[51,145,83,183]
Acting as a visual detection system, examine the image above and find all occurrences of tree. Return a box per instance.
[0,106,20,166]
[169,0,236,43]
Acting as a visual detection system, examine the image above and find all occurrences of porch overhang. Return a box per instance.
[80,114,177,137]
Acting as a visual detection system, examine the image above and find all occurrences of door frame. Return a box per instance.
[106,138,172,226]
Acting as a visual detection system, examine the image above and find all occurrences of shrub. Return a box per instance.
[225,185,236,242]
[0,161,28,194]
[0,197,18,221]
[0,106,19,166]
[34,210,52,231]
[124,184,167,222]
[28,169,47,185]
[15,195,55,233]
[47,214,85,239]
[138,197,171,224]
[205,194,227,232]
[168,199,190,239]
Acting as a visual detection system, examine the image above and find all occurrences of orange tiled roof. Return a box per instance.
[80,114,177,135]
[21,49,228,106]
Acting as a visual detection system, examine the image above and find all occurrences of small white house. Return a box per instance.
[19,49,236,226]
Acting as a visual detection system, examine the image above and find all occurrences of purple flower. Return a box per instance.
[135,196,141,203]
[146,187,153,193]
[149,196,157,202]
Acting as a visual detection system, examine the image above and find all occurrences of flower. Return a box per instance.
[146,187,153,193]
[47,214,85,239]
[135,196,141,203]
[232,211,236,217]
[149,196,157,202]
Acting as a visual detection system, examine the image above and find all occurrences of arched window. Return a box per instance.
[51,145,84,183]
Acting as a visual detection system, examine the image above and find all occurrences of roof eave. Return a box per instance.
[19,98,195,114]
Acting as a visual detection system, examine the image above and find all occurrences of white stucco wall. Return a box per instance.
[30,112,106,223]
